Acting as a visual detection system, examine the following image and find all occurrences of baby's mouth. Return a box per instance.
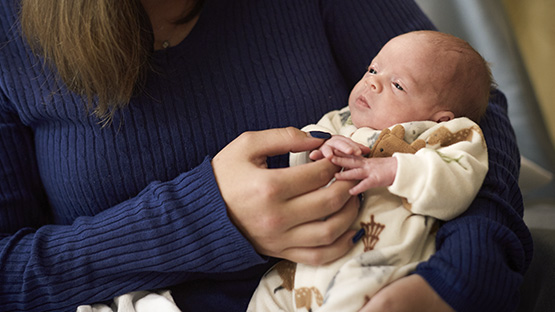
[356,95,371,109]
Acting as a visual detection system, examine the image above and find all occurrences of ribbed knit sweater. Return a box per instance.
[0,0,532,311]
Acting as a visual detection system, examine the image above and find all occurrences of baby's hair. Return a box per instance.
[415,31,495,123]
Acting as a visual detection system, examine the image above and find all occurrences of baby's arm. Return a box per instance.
[388,119,488,220]
[332,155,398,195]
[309,135,371,161]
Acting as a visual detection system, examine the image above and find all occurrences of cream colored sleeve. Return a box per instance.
[387,118,489,221]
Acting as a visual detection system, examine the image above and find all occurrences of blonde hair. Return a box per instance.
[20,0,203,123]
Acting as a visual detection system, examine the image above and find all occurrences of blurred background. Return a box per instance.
[414,1,554,311]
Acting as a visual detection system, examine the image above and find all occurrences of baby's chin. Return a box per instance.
[351,116,394,130]
[351,115,375,129]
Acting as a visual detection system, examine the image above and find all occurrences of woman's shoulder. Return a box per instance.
[0,0,23,52]
[0,0,19,31]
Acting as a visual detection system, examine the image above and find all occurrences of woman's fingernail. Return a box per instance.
[309,131,332,139]
[352,228,366,244]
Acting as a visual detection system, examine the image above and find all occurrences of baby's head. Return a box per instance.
[348,30,493,129]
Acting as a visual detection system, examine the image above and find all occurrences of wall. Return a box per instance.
[502,0,555,145]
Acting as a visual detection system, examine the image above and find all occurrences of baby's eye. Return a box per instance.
[393,82,404,91]
[368,68,377,74]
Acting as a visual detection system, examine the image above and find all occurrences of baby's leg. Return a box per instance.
[318,251,418,312]
[247,261,297,311]
[76,290,180,312]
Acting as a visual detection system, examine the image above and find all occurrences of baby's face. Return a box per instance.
[348,33,455,129]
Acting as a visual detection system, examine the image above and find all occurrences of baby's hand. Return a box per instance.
[309,135,370,161]
[331,156,398,195]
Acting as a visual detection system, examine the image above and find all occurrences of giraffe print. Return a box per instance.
[426,125,483,147]
[273,260,296,293]
[294,287,324,312]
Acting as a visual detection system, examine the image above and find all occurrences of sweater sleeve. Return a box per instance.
[388,119,489,221]
[321,1,532,311]
[416,91,532,311]
[0,98,264,311]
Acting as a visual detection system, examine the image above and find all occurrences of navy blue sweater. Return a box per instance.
[0,0,532,311]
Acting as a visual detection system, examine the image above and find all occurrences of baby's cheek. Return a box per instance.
[349,82,365,101]
[347,91,357,108]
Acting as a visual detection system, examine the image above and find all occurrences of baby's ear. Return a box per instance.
[433,110,455,123]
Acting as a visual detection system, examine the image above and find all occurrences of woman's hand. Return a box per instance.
[359,274,455,312]
[212,127,360,266]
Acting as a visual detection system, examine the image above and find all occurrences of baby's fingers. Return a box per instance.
[349,179,375,195]
[335,168,367,181]
[334,169,370,195]
[309,149,325,160]
[330,155,366,169]
[335,140,370,156]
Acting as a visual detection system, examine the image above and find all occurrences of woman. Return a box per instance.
[0,0,531,311]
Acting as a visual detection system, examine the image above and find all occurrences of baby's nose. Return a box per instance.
[366,76,383,93]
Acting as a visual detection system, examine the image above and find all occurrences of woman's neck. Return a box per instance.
[141,0,201,50]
